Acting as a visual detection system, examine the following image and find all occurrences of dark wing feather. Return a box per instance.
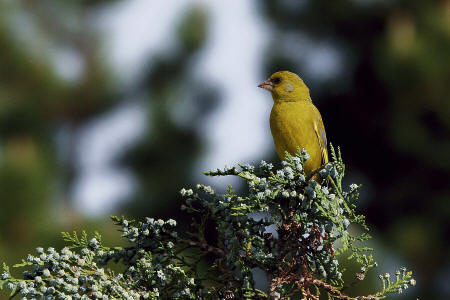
[318,126,328,164]
[313,109,328,165]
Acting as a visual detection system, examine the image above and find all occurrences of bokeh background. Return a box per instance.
[1,0,449,299]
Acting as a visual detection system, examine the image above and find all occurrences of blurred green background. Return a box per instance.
[0,0,448,299]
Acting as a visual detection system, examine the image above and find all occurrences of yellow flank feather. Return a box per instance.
[258,71,328,175]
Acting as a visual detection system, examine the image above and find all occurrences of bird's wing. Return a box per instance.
[313,110,328,165]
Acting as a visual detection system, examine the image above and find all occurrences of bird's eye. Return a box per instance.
[272,77,281,84]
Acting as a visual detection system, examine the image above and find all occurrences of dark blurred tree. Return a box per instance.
[258,0,449,298]
[120,6,220,219]
[0,1,117,296]
[0,4,220,290]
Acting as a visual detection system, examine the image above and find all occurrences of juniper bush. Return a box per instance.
[0,146,415,299]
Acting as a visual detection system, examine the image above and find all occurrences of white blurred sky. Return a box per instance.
[72,0,273,215]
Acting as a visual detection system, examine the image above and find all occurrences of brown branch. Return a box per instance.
[310,277,380,300]
[269,263,381,300]
[180,239,226,257]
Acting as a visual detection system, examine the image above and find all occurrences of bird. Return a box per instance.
[258,71,328,176]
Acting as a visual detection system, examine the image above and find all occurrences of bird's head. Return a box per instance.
[258,71,310,103]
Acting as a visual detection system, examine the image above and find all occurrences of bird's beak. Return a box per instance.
[258,80,273,92]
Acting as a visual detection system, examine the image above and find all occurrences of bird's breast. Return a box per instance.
[269,102,321,172]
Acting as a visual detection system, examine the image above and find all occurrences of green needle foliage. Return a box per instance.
[1,146,415,299]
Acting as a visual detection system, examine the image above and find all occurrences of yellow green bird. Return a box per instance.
[258,71,328,175]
